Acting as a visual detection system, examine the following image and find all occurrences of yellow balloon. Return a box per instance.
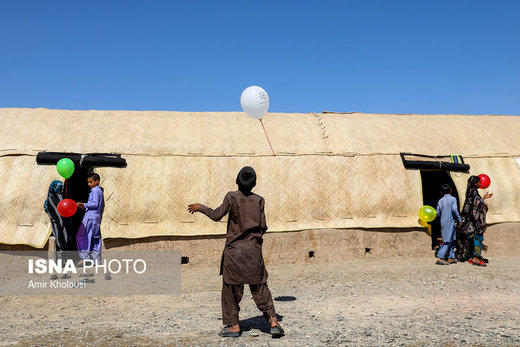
[418,205,437,222]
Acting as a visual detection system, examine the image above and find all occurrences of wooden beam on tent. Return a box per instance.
[36,152,127,168]
[400,152,470,172]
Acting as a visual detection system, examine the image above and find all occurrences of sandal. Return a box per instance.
[218,325,241,338]
[477,256,489,264]
[271,324,285,338]
[472,259,487,267]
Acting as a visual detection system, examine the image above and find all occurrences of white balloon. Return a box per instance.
[240,86,269,119]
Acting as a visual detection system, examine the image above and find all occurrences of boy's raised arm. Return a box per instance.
[187,203,202,214]
[188,193,231,222]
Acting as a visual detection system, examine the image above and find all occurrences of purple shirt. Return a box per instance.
[84,186,104,220]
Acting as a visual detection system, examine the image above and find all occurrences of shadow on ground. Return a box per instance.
[239,314,284,334]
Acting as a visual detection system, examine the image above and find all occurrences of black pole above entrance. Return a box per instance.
[36,152,127,168]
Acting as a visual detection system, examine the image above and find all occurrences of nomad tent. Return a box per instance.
[0,108,519,258]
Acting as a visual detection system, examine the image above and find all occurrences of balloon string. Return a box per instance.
[260,119,276,157]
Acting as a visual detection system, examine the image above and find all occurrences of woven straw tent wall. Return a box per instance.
[0,108,519,248]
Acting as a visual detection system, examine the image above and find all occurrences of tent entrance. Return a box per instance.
[61,167,91,251]
[420,170,460,250]
[37,152,127,251]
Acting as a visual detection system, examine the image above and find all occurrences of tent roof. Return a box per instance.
[1,108,519,158]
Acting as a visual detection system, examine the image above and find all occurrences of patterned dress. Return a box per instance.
[456,188,488,260]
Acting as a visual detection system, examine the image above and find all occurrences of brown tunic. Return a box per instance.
[199,190,268,285]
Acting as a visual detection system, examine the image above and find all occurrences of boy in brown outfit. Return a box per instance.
[188,166,284,338]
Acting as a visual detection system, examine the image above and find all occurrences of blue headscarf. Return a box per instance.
[44,180,64,212]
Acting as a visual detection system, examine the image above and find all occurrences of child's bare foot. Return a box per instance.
[227,324,240,332]
[269,316,279,328]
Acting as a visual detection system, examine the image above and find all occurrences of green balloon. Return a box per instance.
[418,205,437,222]
[56,158,75,179]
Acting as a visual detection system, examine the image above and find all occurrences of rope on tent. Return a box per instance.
[260,119,276,157]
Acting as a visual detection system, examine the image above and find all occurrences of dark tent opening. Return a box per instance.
[37,152,126,254]
[420,170,460,250]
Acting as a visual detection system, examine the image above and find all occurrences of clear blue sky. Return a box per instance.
[1,1,519,115]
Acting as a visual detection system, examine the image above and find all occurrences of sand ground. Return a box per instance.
[1,254,519,347]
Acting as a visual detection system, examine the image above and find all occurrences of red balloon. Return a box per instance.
[478,174,491,189]
[57,199,77,217]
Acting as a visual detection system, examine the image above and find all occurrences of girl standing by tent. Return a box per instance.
[457,175,493,266]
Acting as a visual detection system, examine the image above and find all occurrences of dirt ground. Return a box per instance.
[1,253,520,346]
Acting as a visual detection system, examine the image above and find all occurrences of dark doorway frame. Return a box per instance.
[420,170,461,250]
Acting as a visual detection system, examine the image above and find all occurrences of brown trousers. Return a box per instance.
[221,282,276,325]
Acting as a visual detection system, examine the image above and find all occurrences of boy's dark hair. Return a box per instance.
[441,183,451,194]
[88,173,100,181]
[236,166,256,194]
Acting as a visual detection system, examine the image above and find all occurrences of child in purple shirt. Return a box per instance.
[76,173,104,265]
